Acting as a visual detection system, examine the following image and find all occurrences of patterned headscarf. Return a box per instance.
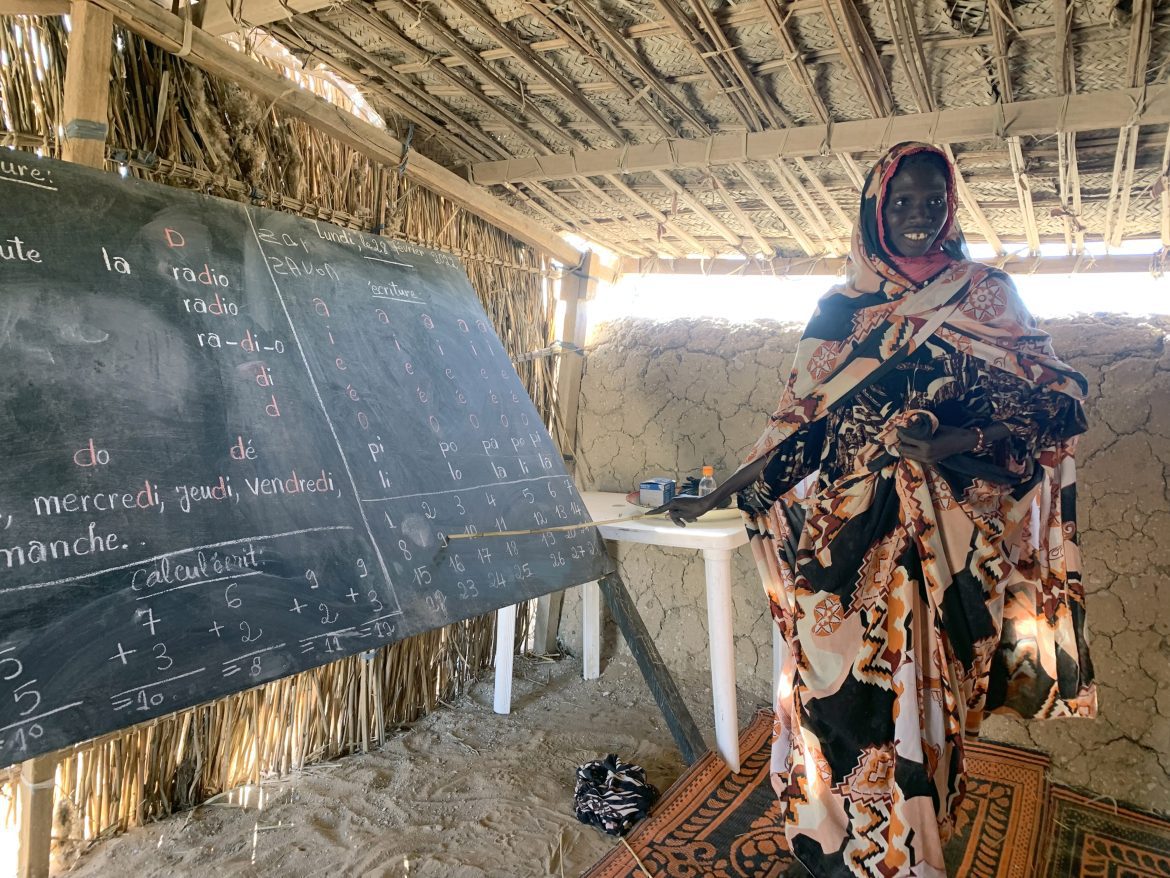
[851,141,966,293]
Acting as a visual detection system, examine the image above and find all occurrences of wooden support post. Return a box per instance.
[36,28,109,864]
[61,0,114,169]
[17,756,55,878]
[531,251,601,656]
[598,573,706,764]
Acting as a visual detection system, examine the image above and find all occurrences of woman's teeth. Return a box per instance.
[903,232,928,241]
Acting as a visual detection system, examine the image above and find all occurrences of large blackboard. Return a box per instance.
[0,153,610,766]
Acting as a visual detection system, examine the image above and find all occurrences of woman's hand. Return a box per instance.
[895,424,977,463]
[649,493,719,527]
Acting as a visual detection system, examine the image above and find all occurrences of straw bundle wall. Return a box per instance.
[0,15,564,855]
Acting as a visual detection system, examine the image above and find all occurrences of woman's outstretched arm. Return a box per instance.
[649,454,771,526]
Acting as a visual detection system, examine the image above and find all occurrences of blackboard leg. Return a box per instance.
[597,574,707,765]
[17,754,55,878]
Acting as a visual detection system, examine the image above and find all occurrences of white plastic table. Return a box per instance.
[490,491,754,770]
[578,491,750,771]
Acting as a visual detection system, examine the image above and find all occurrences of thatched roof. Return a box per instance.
[223,0,1170,264]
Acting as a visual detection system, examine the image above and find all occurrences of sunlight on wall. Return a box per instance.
[594,244,1170,331]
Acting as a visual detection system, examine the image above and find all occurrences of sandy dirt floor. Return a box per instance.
[63,655,767,877]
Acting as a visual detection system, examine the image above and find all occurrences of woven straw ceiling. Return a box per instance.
[259,0,1170,260]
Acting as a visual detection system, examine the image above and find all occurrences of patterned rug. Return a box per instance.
[1040,787,1170,877]
[584,711,1052,878]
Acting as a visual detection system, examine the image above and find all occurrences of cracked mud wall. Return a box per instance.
[563,314,1170,813]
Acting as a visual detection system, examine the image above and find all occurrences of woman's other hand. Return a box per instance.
[650,494,718,527]
[895,424,976,463]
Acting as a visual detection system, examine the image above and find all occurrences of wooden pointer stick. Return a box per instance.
[448,510,662,539]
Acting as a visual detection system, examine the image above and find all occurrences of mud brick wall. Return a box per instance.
[563,314,1170,812]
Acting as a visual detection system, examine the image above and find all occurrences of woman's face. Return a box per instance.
[881,156,949,257]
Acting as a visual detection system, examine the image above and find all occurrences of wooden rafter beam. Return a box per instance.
[1104,0,1153,247]
[679,0,791,130]
[986,0,1042,256]
[987,0,1016,103]
[770,160,845,254]
[619,252,1170,277]
[570,177,688,258]
[710,174,773,256]
[522,0,677,140]
[732,162,818,256]
[1006,138,1041,255]
[647,0,760,130]
[386,0,578,152]
[0,0,69,12]
[85,0,582,264]
[470,85,1170,183]
[602,174,710,257]
[522,182,648,259]
[334,4,549,155]
[390,12,1132,83]
[440,0,628,144]
[759,0,829,123]
[651,170,744,251]
[943,145,1004,256]
[562,0,709,136]
[1053,0,1084,254]
[883,0,931,113]
[1160,126,1170,249]
[270,17,501,163]
[794,158,852,239]
[820,0,892,117]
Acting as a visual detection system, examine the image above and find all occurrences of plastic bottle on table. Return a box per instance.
[697,465,717,497]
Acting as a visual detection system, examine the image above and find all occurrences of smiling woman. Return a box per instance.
[654,142,1097,878]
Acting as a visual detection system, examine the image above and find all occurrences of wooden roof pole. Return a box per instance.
[1053,0,1085,254]
[758,0,829,123]
[569,177,689,258]
[20,3,116,874]
[987,0,1040,255]
[708,174,774,256]
[563,0,710,136]
[440,0,629,143]
[820,0,893,117]
[792,157,853,241]
[61,0,114,168]
[386,0,578,152]
[770,160,846,254]
[882,0,1001,254]
[602,175,710,256]
[649,0,761,129]
[1006,138,1041,254]
[522,0,678,140]
[471,85,1170,183]
[86,0,583,265]
[651,170,745,251]
[1104,0,1153,248]
[524,182,652,259]
[334,5,552,155]
[619,252,1168,276]
[268,18,501,163]
[883,0,931,114]
[679,0,792,129]
[394,9,1128,81]
[1160,127,1170,250]
[733,163,818,256]
[943,146,1004,255]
